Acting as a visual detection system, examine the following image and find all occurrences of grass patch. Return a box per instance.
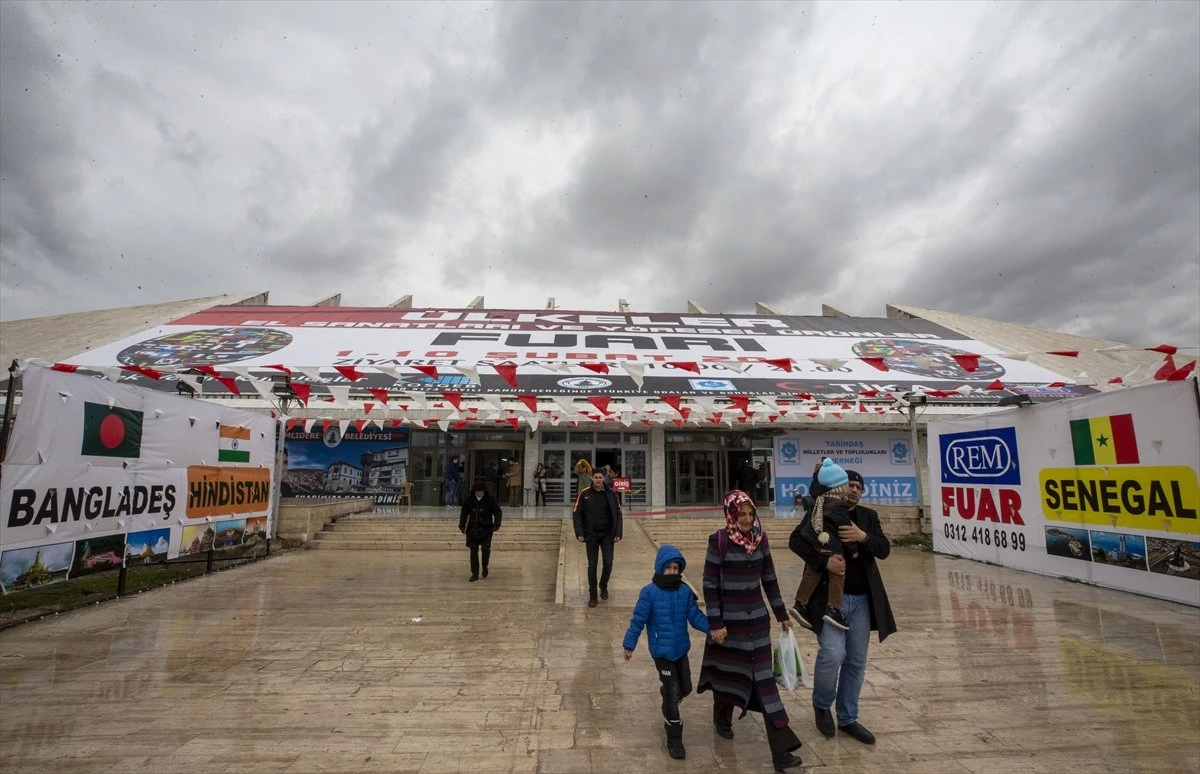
[0,539,294,628]
[892,533,933,551]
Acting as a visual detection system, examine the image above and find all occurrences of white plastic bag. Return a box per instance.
[773,629,808,691]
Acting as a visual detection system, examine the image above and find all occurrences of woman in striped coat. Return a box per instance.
[697,490,804,772]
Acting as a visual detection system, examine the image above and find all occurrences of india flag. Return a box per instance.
[1070,413,1139,466]
[218,425,251,463]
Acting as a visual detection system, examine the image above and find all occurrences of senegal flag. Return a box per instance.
[1070,413,1139,465]
[218,425,251,463]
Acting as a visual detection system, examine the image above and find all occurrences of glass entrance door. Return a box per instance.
[668,449,721,505]
[469,448,523,504]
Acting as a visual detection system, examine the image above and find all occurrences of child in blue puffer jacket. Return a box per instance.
[622,544,711,760]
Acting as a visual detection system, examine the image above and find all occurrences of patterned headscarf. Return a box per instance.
[723,489,762,555]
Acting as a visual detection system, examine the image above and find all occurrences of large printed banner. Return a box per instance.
[774,431,917,506]
[57,306,1087,398]
[0,367,277,593]
[929,381,1200,607]
[283,426,411,505]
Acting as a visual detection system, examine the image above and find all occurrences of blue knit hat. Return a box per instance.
[817,458,849,489]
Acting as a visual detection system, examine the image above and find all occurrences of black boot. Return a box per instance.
[814,705,835,738]
[712,699,735,739]
[664,721,685,759]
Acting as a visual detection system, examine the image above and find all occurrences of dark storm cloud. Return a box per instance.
[0,0,1196,351]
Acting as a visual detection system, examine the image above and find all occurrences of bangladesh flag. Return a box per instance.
[1070,413,1139,466]
[81,402,143,458]
[218,425,251,463]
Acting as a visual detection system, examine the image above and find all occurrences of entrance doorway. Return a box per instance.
[469,446,523,505]
[668,448,721,505]
[728,450,773,505]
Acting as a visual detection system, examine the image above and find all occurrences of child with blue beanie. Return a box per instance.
[789,459,855,631]
[622,544,711,760]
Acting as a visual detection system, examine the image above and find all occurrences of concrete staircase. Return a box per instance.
[309,513,565,551]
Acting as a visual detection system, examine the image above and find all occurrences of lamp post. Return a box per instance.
[905,393,929,534]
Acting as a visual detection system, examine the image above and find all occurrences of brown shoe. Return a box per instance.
[588,598,598,608]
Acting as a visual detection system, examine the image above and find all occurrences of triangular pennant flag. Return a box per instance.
[99,367,122,382]
[241,377,273,401]
[304,418,317,433]
[624,362,646,388]
[1047,350,1079,358]
[661,395,684,413]
[374,366,405,382]
[1098,346,1131,363]
[286,418,304,432]
[368,388,390,404]
[413,365,439,380]
[441,392,463,410]
[543,362,572,372]
[730,395,751,414]
[453,365,481,384]
[51,362,80,373]
[516,394,539,412]
[362,402,375,415]
[293,367,324,384]
[334,365,365,381]
[506,417,520,430]
[494,363,519,388]
[860,357,889,372]
[985,379,1006,391]
[951,354,980,373]
[1167,360,1197,382]
[338,419,352,437]
[122,365,164,380]
[437,419,451,432]
[1147,344,1178,355]
[553,396,578,415]
[580,363,610,374]
[1001,352,1030,362]
[325,385,351,406]
[526,416,540,434]
[290,383,311,406]
[479,394,506,412]
[810,358,846,371]
[263,364,292,376]
[453,420,469,430]
[668,361,700,374]
[623,395,649,413]
[717,360,745,373]
[587,396,612,414]
[764,357,793,372]
[354,419,366,434]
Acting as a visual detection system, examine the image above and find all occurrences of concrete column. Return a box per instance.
[524,430,540,508]
[650,425,666,508]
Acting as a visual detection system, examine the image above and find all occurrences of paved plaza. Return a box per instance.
[2,508,1198,773]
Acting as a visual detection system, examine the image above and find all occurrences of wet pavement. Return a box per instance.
[2,508,1198,773]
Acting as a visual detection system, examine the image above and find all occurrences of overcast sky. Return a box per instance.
[2,1,1197,349]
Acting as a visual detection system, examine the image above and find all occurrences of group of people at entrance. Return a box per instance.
[616,459,895,771]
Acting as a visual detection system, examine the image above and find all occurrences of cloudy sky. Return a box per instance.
[2,0,1197,348]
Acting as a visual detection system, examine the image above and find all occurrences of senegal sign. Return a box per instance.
[930,380,1200,607]
[0,367,278,584]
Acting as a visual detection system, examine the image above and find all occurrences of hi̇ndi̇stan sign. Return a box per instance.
[58,306,1087,398]
[773,431,917,506]
[0,367,277,594]
[929,381,1200,607]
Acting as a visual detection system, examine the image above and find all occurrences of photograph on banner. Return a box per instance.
[283,426,411,505]
[0,542,75,593]
[125,528,171,564]
[69,534,126,579]
[1147,538,1200,580]
[773,431,917,507]
[58,306,1086,397]
[930,380,1200,607]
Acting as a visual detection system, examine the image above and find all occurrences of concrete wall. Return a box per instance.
[276,498,374,542]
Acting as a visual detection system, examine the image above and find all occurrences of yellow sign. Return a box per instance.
[185,466,272,519]
[1039,466,1199,533]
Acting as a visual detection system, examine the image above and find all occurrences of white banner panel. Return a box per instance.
[929,381,1200,606]
[774,431,918,506]
[1,367,277,592]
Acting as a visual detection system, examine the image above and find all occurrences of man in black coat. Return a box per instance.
[572,470,623,607]
[789,469,896,746]
[459,481,502,582]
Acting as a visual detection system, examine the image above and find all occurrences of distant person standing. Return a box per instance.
[534,463,548,507]
[445,455,462,508]
[737,459,760,502]
[573,470,623,607]
[506,459,522,506]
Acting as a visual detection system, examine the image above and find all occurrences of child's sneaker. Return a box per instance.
[789,603,814,630]
[822,607,849,631]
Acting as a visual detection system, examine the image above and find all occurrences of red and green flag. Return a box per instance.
[1070,413,1139,465]
[81,402,143,458]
